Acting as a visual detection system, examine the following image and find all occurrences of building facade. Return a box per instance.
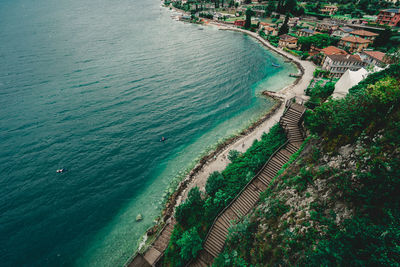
[339,36,371,53]
[332,27,354,38]
[278,34,298,49]
[360,50,387,67]
[376,9,400,27]
[297,28,320,37]
[350,30,379,41]
[320,5,338,16]
[322,54,365,78]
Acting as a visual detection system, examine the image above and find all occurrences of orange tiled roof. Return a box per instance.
[363,50,386,62]
[341,36,371,44]
[321,46,348,56]
[351,29,378,37]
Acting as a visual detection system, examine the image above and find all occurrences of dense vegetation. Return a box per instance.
[305,81,335,109]
[214,65,400,266]
[162,124,287,266]
[298,34,340,51]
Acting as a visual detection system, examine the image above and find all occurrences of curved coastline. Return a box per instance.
[126,13,315,266]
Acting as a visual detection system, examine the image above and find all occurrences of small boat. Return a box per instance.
[160,136,167,142]
[56,168,66,173]
[272,63,281,68]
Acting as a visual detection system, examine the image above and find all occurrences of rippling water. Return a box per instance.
[0,0,296,265]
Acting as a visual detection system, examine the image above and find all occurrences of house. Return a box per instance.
[316,46,348,65]
[264,26,278,36]
[360,50,388,67]
[339,36,371,53]
[234,20,245,27]
[297,28,320,37]
[315,22,338,33]
[278,34,298,49]
[320,5,338,16]
[288,17,300,28]
[322,54,365,78]
[332,27,354,38]
[253,9,265,17]
[350,30,379,41]
[376,8,400,27]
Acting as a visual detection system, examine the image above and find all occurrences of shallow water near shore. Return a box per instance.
[0,0,295,266]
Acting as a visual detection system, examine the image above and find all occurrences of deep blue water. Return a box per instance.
[0,0,295,265]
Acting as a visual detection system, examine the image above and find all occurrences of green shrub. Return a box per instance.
[175,187,205,228]
[176,227,203,261]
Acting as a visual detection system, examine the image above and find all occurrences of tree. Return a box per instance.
[175,187,204,228]
[245,8,254,29]
[284,0,297,14]
[298,34,340,51]
[278,14,289,36]
[373,28,392,48]
[265,0,275,17]
[206,171,226,196]
[177,227,203,261]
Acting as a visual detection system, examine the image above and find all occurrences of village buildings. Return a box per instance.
[376,8,400,27]
[322,54,365,78]
[315,22,338,33]
[339,36,371,53]
[360,50,388,67]
[332,27,354,38]
[278,34,298,49]
[350,30,379,42]
[297,28,320,37]
[320,5,338,16]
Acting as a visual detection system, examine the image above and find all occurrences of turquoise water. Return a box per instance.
[0,0,296,266]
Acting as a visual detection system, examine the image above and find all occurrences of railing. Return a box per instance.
[124,218,172,267]
[185,102,307,266]
[185,137,291,267]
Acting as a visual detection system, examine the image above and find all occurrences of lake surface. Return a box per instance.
[0,0,296,265]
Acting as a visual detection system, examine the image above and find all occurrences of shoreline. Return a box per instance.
[127,10,315,265]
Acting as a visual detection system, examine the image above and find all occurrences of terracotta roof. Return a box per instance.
[264,26,275,31]
[341,36,371,44]
[351,30,378,37]
[321,46,348,56]
[279,34,298,41]
[327,54,363,63]
[363,50,386,62]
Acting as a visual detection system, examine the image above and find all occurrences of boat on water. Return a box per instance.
[56,168,66,173]
[271,63,281,68]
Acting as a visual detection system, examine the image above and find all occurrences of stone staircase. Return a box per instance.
[127,100,306,267]
[128,218,176,267]
[190,100,306,266]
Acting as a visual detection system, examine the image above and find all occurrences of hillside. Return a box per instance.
[213,64,400,266]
